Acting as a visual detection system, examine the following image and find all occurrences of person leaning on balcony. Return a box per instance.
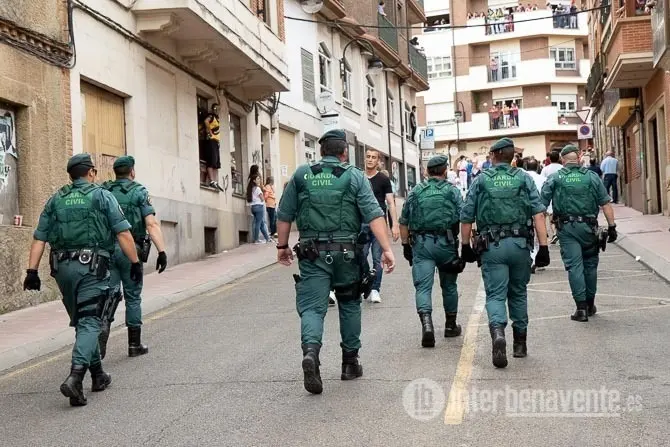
[502,103,511,128]
[511,102,519,127]
[378,0,386,16]
[570,1,578,28]
[490,57,498,81]
[489,105,500,129]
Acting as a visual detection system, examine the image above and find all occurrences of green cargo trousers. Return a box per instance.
[411,235,459,314]
[557,222,599,303]
[109,243,143,327]
[296,250,361,352]
[480,237,532,332]
[54,258,110,366]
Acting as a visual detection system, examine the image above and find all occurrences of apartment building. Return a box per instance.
[277,0,429,197]
[0,0,73,312]
[68,0,289,268]
[417,0,592,164]
[586,0,670,215]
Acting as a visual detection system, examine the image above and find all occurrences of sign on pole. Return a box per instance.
[420,128,435,149]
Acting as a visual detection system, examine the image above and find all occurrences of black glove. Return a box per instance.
[23,269,41,291]
[535,245,550,268]
[607,225,618,243]
[156,251,168,273]
[461,244,477,263]
[130,262,143,283]
[402,243,413,266]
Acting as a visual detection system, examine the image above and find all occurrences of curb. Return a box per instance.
[614,236,670,284]
[0,259,278,374]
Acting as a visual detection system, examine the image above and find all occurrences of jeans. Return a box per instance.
[603,174,618,203]
[361,223,383,292]
[251,204,270,242]
[266,206,277,235]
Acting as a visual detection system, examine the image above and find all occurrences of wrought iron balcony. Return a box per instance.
[409,45,428,81]
[378,14,398,52]
[585,55,603,103]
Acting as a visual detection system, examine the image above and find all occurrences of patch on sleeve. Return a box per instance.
[147,195,153,205]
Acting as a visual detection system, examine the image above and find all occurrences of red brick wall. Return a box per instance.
[520,37,549,61]
[471,44,490,67]
[453,45,470,76]
[277,0,285,41]
[607,19,653,71]
[416,95,426,126]
[522,85,551,108]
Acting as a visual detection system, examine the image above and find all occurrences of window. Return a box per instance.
[304,138,316,163]
[342,58,353,108]
[404,102,412,141]
[489,52,517,82]
[489,98,523,130]
[550,47,576,70]
[366,76,377,121]
[257,0,271,27]
[388,92,395,131]
[551,95,577,114]
[301,48,315,104]
[427,56,452,79]
[0,104,18,221]
[229,113,244,196]
[318,43,333,93]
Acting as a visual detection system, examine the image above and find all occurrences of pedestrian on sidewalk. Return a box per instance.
[275,129,396,395]
[541,145,618,322]
[400,155,465,349]
[247,174,273,244]
[263,176,278,238]
[460,138,550,369]
[23,153,143,407]
[100,156,168,359]
[600,151,619,203]
[524,159,546,273]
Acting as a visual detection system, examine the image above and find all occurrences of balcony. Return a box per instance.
[487,66,517,83]
[602,12,654,89]
[552,10,580,30]
[484,13,515,36]
[406,0,427,25]
[132,0,289,101]
[378,14,399,53]
[652,0,670,70]
[586,55,604,103]
[409,45,428,82]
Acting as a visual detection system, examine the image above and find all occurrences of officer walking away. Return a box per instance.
[275,129,396,395]
[100,156,168,358]
[23,153,143,406]
[460,138,550,369]
[399,155,465,348]
[540,145,617,322]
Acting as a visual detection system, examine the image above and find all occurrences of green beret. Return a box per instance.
[560,144,579,157]
[490,137,515,152]
[66,153,94,173]
[113,155,135,170]
[318,129,346,144]
[427,154,449,168]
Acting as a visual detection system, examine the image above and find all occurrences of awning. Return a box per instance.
[606,98,638,127]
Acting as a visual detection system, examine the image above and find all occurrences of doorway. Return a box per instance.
[649,117,662,214]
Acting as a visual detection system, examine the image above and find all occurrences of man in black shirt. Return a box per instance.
[362,149,400,303]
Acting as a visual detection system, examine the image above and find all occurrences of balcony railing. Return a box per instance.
[585,55,603,102]
[378,15,398,52]
[485,14,515,35]
[409,45,428,81]
[488,110,520,130]
[600,0,611,24]
[488,66,517,82]
[552,10,579,29]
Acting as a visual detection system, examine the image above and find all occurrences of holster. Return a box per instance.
[137,235,152,263]
[92,252,110,280]
[597,227,608,252]
[438,258,466,274]
[49,251,59,276]
[99,288,123,326]
[359,267,376,299]
[293,240,319,262]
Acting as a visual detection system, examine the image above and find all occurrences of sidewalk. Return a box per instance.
[0,235,294,373]
[603,204,670,283]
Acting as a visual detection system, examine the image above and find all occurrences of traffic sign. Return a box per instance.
[577,124,593,140]
[576,108,592,124]
[423,128,435,141]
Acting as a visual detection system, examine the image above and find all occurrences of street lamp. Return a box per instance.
[300,0,323,13]
[339,38,383,80]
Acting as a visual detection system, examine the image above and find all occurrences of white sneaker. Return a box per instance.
[254,240,265,244]
[369,290,381,303]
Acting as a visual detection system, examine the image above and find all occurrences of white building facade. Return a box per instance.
[69,0,289,270]
[418,0,591,163]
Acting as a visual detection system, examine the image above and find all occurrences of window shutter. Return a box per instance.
[301,49,315,105]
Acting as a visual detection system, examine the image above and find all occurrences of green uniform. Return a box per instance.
[540,163,610,305]
[102,178,155,327]
[461,163,545,331]
[33,179,131,366]
[277,155,383,352]
[400,178,463,314]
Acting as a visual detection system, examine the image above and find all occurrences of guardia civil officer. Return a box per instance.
[275,129,396,395]
[399,155,465,348]
[460,138,550,368]
[23,153,143,406]
[100,156,168,358]
[540,144,617,321]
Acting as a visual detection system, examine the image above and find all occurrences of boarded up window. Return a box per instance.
[0,105,18,224]
[80,82,126,182]
[301,48,315,105]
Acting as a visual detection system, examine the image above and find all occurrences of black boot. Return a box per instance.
[419,312,435,347]
[571,302,589,322]
[586,300,597,316]
[60,364,88,407]
[489,325,508,369]
[341,349,363,380]
[512,329,527,358]
[128,326,149,357]
[89,362,112,392]
[98,320,111,360]
[444,312,462,338]
[301,343,322,394]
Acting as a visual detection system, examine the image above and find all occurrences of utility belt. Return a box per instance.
[410,229,457,244]
[134,234,152,263]
[293,239,358,264]
[473,226,534,255]
[553,215,598,231]
[49,248,110,279]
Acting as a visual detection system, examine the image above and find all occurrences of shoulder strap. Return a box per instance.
[483,169,497,178]
[506,167,519,176]
[121,181,141,193]
[58,184,73,197]
[578,166,588,174]
[558,167,570,175]
[78,183,98,195]
[309,162,323,175]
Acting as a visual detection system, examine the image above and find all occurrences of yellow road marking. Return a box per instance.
[444,279,486,425]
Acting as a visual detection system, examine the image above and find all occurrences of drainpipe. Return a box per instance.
[399,78,407,196]
[385,70,393,166]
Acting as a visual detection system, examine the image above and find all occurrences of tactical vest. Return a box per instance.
[407,179,459,232]
[47,183,115,251]
[295,161,361,239]
[103,180,146,240]
[476,166,532,231]
[553,166,598,217]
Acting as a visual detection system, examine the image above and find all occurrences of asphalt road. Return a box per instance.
[1,243,669,447]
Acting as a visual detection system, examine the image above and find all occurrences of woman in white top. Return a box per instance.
[246,174,273,244]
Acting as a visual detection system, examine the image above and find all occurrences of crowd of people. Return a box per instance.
[488,103,520,129]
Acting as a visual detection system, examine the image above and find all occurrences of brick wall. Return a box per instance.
[456,91,474,122]
[474,90,492,113]
[607,19,653,71]
[520,37,549,61]
[522,85,551,108]
[453,45,470,76]
[342,0,379,44]
[277,0,285,41]
[416,95,426,126]
[471,44,490,67]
